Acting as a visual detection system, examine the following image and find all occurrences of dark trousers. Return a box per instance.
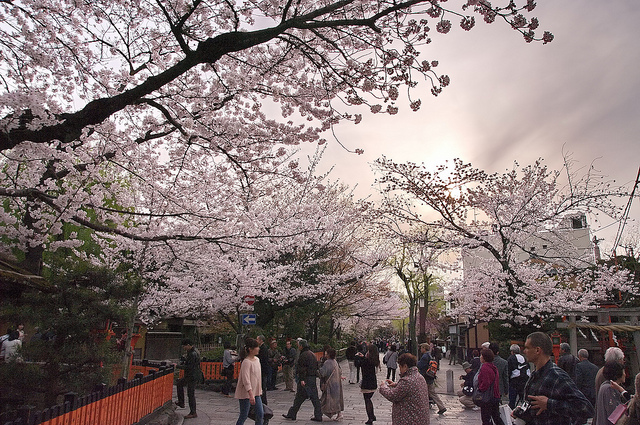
[267,365,276,389]
[177,377,196,414]
[480,399,505,425]
[363,392,375,422]
[222,366,233,395]
[260,373,270,425]
[286,378,322,420]
[386,367,396,381]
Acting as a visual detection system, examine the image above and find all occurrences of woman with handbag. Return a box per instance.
[235,338,264,425]
[596,361,630,425]
[476,348,505,425]
[383,345,399,382]
[357,343,380,425]
[319,347,344,421]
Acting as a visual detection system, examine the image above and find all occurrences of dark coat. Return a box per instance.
[558,352,579,381]
[360,356,378,390]
[296,347,318,381]
[182,347,202,382]
[258,342,269,373]
[575,359,599,404]
[345,345,357,361]
[493,354,509,397]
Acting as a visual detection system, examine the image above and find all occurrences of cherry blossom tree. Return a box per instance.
[0,0,552,276]
[374,157,636,325]
[386,232,449,354]
[132,155,389,325]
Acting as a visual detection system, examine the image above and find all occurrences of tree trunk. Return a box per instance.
[120,294,139,379]
[408,298,417,356]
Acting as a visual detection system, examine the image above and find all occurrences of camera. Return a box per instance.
[512,400,534,424]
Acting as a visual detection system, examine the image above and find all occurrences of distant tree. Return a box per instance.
[375,157,636,325]
[388,236,447,355]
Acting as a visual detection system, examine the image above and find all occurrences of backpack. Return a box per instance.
[511,354,530,380]
[425,360,438,378]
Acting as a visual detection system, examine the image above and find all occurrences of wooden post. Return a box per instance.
[630,316,640,373]
[569,315,578,356]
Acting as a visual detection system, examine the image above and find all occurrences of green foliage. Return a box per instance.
[201,346,225,362]
[0,260,142,409]
[486,320,556,349]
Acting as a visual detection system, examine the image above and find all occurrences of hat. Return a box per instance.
[461,361,472,370]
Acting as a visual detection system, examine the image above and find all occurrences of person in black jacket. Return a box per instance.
[574,349,599,407]
[557,342,578,382]
[176,339,201,419]
[283,339,322,422]
[357,343,380,425]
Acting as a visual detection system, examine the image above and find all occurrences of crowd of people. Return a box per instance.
[451,333,640,425]
[174,332,640,425]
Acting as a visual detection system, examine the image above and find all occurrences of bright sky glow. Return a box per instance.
[304,0,640,255]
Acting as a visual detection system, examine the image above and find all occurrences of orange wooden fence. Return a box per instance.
[1,366,174,425]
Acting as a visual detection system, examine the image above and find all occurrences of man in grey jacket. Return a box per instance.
[490,342,509,402]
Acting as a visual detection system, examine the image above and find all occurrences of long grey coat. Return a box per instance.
[319,358,344,416]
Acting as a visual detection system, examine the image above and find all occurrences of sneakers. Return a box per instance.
[472,406,480,411]
[437,408,447,415]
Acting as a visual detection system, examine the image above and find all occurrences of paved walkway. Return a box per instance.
[173,358,483,425]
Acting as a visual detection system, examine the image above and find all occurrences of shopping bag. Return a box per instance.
[608,402,629,424]
[499,403,514,425]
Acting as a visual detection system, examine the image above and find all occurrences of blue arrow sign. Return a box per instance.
[241,314,256,326]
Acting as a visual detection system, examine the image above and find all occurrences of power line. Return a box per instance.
[612,166,640,255]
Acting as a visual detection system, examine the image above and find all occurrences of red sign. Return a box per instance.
[244,295,255,306]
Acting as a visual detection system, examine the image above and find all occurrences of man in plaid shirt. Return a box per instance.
[519,332,594,425]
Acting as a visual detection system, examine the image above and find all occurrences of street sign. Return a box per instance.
[241,314,256,325]
[244,295,256,306]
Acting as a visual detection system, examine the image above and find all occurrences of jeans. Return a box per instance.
[237,397,263,425]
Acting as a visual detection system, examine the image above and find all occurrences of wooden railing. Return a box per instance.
[0,366,174,425]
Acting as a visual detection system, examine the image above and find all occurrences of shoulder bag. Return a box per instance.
[472,369,496,407]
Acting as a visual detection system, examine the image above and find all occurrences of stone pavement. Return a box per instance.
[172,357,484,425]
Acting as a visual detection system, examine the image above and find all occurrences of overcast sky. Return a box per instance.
[305,1,640,256]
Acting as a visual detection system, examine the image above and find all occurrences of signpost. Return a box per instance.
[241,314,256,326]
[241,296,256,325]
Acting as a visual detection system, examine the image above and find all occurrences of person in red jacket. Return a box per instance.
[477,348,505,425]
